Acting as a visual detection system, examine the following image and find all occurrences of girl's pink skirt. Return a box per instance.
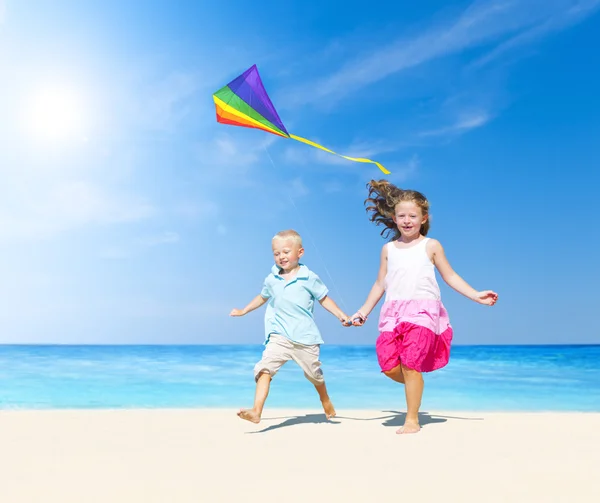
[376,299,453,373]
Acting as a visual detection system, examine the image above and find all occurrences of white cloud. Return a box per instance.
[138,231,180,246]
[282,145,310,165]
[323,180,344,193]
[99,231,180,259]
[386,154,420,184]
[0,180,155,242]
[214,135,260,166]
[474,0,600,66]
[419,111,491,137]
[118,298,231,319]
[0,181,156,241]
[194,131,279,185]
[50,181,154,223]
[98,247,131,260]
[173,200,219,219]
[137,72,199,131]
[290,177,310,197]
[0,113,165,244]
[285,0,600,107]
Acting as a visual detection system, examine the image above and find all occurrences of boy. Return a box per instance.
[230,229,349,423]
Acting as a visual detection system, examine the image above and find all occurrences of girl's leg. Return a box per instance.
[383,364,405,384]
[238,372,271,424]
[398,365,423,434]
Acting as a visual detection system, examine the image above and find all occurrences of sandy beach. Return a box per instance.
[0,409,598,502]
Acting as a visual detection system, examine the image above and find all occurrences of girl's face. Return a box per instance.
[272,238,304,273]
[393,201,427,240]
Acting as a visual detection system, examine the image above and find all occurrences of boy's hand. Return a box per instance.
[337,313,352,327]
[472,291,498,306]
[229,308,246,317]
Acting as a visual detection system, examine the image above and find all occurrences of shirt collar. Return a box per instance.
[271,263,309,279]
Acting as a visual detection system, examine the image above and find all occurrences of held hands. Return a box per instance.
[348,311,368,327]
[472,290,499,306]
[339,313,364,327]
[339,314,352,327]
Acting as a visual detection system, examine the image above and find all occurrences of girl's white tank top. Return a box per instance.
[385,238,441,301]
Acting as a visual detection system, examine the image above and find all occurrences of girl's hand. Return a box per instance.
[349,311,368,326]
[229,308,246,317]
[473,291,498,306]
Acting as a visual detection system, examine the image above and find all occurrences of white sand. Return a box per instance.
[1,409,598,502]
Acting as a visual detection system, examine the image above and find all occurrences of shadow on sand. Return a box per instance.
[248,410,483,434]
[247,413,341,434]
[337,410,484,428]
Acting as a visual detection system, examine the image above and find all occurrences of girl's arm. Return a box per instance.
[351,244,388,324]
[429,239,498,306]
[319,296,349,325]
[229,295,268,316]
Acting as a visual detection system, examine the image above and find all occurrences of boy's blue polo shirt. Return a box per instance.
[260,264,329,345]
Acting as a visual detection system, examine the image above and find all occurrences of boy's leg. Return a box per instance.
[292,343,336,419]
[313,381,336,419]
[238,334,290,424]
[237,372,271,424]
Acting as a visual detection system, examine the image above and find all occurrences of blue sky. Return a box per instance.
[0,0,599,345]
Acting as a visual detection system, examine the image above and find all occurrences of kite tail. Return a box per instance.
[289,134,390,175]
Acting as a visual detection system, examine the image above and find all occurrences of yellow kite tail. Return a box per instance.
[289,134,390,175]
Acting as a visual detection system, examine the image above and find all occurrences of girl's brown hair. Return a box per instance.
[365,180,430,240]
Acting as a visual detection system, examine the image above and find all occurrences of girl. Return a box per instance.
[350,180,498,434]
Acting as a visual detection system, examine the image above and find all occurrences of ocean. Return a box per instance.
[1,345,599,411]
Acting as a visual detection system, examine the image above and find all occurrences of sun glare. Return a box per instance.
[24,85,87,144]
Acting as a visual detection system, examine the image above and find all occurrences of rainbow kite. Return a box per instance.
[212,65,390,174]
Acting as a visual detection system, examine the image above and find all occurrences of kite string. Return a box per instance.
[263,145,350,315]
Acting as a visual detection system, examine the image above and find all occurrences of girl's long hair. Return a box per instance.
[365,180,430,240]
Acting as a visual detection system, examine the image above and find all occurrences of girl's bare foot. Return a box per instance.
[321,398,336,419]
[396,420,420,434]
[237,408,261,424]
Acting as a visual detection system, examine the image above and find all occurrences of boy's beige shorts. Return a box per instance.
[254,333,324,385]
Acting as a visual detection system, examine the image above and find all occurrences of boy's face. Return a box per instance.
[272,238,304,273]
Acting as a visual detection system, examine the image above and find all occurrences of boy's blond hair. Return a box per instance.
[272,229,303,248]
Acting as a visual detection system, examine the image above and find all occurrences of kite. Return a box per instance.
[212,65,390,174]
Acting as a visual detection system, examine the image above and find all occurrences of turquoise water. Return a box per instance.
[1,345,599,411]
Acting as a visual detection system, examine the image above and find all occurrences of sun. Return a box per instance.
[24,84,87,144]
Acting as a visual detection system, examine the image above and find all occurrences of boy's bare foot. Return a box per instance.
[396,420,420,434]
[320,398,336,419]
[237,408,261,424]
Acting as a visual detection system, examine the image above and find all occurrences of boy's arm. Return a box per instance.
[319,295,349,323]
[230,295,268,317]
